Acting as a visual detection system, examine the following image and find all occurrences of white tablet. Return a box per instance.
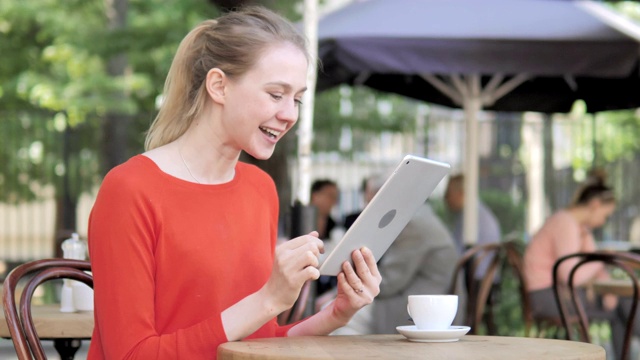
[318,155,450,276]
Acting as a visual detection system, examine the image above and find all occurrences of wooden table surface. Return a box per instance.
[218,334,606,360]
[0,304,94,339]
[592,278,637,297]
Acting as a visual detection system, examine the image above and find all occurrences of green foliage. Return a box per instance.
[312,86,420,153]
[315,86,418,133]
[597,111,640,162]
[480,190,526,237]
[0,0,221,202]
[564,101,640,181]
[491,238,529,337]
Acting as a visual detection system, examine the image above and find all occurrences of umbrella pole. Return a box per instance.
[296,0,319,206]
[463,75,481,247]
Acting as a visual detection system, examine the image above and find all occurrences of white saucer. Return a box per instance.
[396,325,471,342]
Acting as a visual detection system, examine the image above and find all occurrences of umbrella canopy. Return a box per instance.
[317,0,640,112]
[316,0,640,245]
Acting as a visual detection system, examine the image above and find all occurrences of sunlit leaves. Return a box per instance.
[312,85,420,153]
[0,0,221,202]
[562,99,640,180]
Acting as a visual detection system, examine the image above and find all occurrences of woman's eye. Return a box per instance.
[270,93,283,101]
[294,99,303,106]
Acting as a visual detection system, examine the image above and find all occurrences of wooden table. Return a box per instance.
[592,278,637,297]
[218,334,605,359]
[0,304,94,359]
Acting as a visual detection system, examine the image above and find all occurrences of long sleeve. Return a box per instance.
[87,156,295,360]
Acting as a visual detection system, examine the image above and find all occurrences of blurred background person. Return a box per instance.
[310,179,340,240]
[444,174,502,255]
[344,178,374,230]
[310,179,341,296]
[332,171,465,335]
[523,174,637,359]
[444,173,501,332]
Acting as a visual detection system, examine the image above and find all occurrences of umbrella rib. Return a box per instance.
[483,74,531,106]
[451,75,470,99]
[482,74,505,100]
[420,74,463,106]
[354,71,371,86]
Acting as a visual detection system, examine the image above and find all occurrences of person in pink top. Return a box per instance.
[87,6,381,359]
[523,174,637,359]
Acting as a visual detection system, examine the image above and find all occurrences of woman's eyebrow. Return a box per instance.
[265,81,307,94]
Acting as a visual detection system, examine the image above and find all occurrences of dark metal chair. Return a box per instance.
[552,251,640,360]
[448,241,533,335]
[2,259,92,360]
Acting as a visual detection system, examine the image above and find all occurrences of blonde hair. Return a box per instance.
[145,6,309,150]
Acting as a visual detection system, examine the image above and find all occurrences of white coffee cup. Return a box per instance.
[407,294,458,330]
[71,281,94,311]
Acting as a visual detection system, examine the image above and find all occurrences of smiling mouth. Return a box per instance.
[260,126,281,139]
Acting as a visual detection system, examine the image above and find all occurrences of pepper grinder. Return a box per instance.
[60,233,87,312]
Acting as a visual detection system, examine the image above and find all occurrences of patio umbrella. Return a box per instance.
[316,0,640,246]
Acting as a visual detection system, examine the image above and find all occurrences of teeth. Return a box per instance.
[260,126,281,138]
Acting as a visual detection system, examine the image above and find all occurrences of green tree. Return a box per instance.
[313,86,419,155]
[0,0,316,251]
[0,0,219,251]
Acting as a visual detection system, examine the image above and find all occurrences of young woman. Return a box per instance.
[87,7,381,359]
[524,176,616,302]
[523,175,628,356]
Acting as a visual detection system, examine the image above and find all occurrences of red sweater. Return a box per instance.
[87,155,296,359]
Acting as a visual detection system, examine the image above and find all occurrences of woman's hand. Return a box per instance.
[330,247,381,324]
[263,231,324,312]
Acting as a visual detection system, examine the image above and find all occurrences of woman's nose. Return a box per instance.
[277,100,299,124]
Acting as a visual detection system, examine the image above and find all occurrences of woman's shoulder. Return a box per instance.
[237,162,275,186]
[105,154,152,176]
[548,209,574,224]
[539,210,579,234]
[100,155,159,192]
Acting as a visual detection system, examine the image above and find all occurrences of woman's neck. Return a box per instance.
[177,119,239,184]
[566,206,590,227]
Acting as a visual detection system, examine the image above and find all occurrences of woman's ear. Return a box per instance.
[206,68,226,104]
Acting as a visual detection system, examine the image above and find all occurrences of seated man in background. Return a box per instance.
[310,179,342,296]
[444,174,502,333]
[344,177,373,230]
[332,172,465,334]
[310,179,340,240]
[444,174,502,256]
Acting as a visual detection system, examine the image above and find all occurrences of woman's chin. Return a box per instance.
[245,147,275,161]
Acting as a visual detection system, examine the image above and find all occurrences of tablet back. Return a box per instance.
[318,155,450,276]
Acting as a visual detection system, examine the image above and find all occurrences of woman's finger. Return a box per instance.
[342,257,364,292]
[360,247,381,279]
[350,248,373,281]
[283,233,324,253]
[337,272,359,296]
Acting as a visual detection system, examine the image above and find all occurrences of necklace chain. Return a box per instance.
[178,147,202,184]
